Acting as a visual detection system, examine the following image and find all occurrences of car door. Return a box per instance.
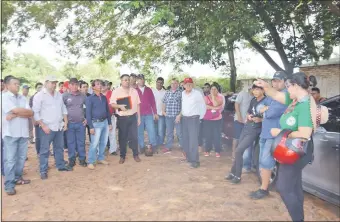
[302,96,340,206]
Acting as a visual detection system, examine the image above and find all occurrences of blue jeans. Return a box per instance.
[88,119,109,164]
[259,138,275,170]
[66,122,86,161]
[165,116,182,149]
[39,129,67,174]
[3,136,28,191]
[154,116,166,146]
[1,138,4,176]
[138,115,157,149]
[243,143,257,170]
[35,125,41,154]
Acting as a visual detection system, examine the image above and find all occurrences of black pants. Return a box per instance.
[64,131,68,149]
[117,114,138,158]
[182,116,200,163]
[203,119,222,153]
[230,124,261,178]
[276,163,304,222]
[35,125,41,154]
[86,125,91,142]
[198,120,204,146]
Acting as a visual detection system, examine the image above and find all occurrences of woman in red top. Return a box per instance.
[203,83,224,158]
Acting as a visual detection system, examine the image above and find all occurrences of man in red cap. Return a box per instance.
[179,77,206,168]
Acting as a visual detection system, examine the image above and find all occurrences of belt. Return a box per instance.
[183,115,199,118]
[92,118,106,123]
[117,113,137,118]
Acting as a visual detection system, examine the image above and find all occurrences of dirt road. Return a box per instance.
[2,143,339,221]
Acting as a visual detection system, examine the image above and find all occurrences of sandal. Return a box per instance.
[15,179,31,185]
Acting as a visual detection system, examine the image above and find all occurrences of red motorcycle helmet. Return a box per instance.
[271,129,308,165]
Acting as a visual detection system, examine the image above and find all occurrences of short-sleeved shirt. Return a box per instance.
[182,89,206,119]
[32,88,68,131]
[203,94,224,120]
[280,92,313,131]
[63,91,86,123]
[110,87,140,116]
[246,96,266,128]
[162,89,182,117]
[2,91,30,138]
[152,88,166,116]
[234,91,253,121]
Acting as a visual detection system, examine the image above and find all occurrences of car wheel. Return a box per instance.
[256,161,279,191]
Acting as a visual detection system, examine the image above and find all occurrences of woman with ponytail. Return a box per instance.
[254,72,328,222]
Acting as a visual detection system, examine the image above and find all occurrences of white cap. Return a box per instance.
[45,75,58,82]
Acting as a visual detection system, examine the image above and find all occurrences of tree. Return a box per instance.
[2,53,58,85]
[2,0,339,82]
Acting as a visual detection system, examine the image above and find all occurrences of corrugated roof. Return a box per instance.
[300,57,340,68]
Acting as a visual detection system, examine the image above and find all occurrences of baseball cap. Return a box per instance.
[69,78,79,84]
[137,74,145,79]
[252,84,263,90]
[63,81,69,89]
[272,71,288,80]
[183,77,193,84]
[45,75,58,82]
[22,85,30,89]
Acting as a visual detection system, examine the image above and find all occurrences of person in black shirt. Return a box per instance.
[225,84,266,184]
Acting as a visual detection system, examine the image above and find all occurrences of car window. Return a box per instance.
[320,98,340,133]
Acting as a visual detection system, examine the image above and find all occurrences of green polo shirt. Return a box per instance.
[279,92,313,131]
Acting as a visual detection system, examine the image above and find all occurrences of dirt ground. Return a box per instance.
[1,140,339,221]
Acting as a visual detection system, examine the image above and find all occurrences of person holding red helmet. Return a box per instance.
[254,72,317,222]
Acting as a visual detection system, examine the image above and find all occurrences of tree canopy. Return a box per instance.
[2,0,340,90]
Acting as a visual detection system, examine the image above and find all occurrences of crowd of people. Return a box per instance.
[1,70,328,222]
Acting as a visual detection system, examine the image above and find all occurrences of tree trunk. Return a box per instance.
[227,41,237,93]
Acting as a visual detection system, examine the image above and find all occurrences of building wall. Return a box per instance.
[300,64,340,98]
[237,79,271,92]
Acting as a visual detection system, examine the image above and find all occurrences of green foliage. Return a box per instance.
[2,53,121,88]
[2,53,58,88]
[2,0,339,82]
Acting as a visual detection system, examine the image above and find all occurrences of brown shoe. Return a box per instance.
[97,160,109,165]
[134,156,141,162]
[119,158,125,164]
[87,164,95,170]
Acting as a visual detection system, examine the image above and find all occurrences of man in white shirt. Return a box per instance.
[152,77,166,148]
[2,76,33,195]
[33,75,73,180]
[180,78,206,168]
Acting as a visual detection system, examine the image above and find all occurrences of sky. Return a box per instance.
[6,28,332,80]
